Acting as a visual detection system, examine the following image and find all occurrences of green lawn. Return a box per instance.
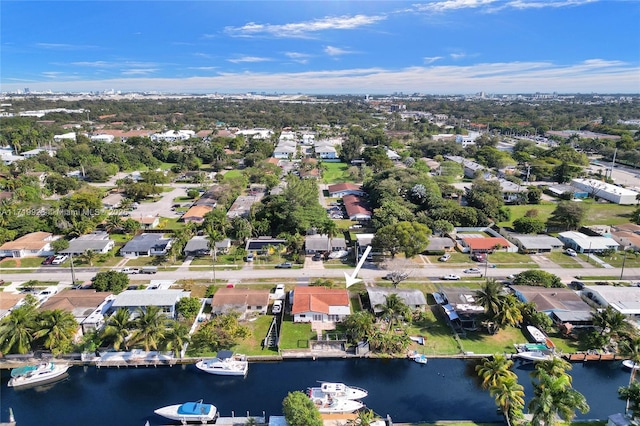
[598,252,640,268]
[321,162,350,183]
[499,201,636,227]
[457,326,526,355]
[544,251,584,268]
[407,309,460,355]
[486,252,537,266]
[221,169,243,180]
[0,257,48,268]
[232,315,280,356]
[279,320,316,350]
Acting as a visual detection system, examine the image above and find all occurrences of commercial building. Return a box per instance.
[570,178,639,205]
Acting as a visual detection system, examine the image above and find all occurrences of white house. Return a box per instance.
[236,128,274,139]
[315,145,338,160]
[291,286,350,323]
[54,132,77,142]
[151,130,195,142]
[110,289,188,319]
[583,286,640,317]
[21,148,56,158]
[120,233,173,257]
[59,232,115,256]
[456,131,481,148]
[558,231,620,253]
[571,178,639,205]
[0,232,58,258]
[273,145,297,159]
[91,134,116,143]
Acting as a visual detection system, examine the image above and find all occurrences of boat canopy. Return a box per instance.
[10,365,41,377]
[177,401,214,416]
[216,350,233,360]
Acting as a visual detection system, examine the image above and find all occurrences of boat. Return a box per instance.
[195,350,248,376]
[517,351,554,362]
[308,382,368,400]
[307,390,365,414]
[514,343,549,353]
[8,361,70,388]
[526,325,547,343]
[413,354,428,364]
[622,360,640,370]
[154,400,217,423]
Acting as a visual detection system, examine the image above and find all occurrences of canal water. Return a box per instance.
[0,358,630,426]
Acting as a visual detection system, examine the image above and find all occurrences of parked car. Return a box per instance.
[275,262,293,269]
[275,284,285,293]
[565,248,577,257]
[245,253,254,262]
[272,300,283,314]
[442,274,461,281]
[438,253,451,262]
[569,280,585,290]
[464,268,481,274]
[472,253,487,262]
[42,255,56,265]
[312,253,322,261]
[51,255,68,265]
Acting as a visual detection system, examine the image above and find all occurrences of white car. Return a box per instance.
[442,274,460,281]
[565,248,577,257]
[272,300,283,314]
[51,255,68,265]
[439,253,451,262]
[464,268,481,274]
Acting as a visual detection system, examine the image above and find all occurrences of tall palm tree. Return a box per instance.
[375,293,411,333]
[530,358,573,383]
[33,309,78,354]
[592,305,628,339]
[494,296,523,329]
[130,306,168,351]
[528,371,589,426]
[102,308,133,351]
[621,336,640,383]
[489,374,525,426]
[79,249,98,267]
[164,321,191,358]
[104,214,122,234]
[475,279,505,319]
[476,355,517,389]
[0,305,38,354]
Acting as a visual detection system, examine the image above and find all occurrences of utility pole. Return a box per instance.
[70,253,77,285]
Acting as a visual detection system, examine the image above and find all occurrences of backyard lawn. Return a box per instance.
[321,162,350,183]
[499,200,636,227]
[279,319,317,350]
[232,315,280,356]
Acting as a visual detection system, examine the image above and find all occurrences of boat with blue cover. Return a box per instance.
[8,361,70,388]
[154,399,217,423]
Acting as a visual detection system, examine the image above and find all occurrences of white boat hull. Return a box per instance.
[526,326,547,344]
[311,397,364,414]
[195,359,248,376]
[623,360,640,370]
[517,351,553,362]
[154,402,217,423]
[311,382,368,400]
[8,363,70,388]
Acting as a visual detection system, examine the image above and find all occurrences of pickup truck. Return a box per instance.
[119,267,139,274]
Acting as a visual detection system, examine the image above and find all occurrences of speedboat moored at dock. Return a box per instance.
[154,400,217,423]
[8,361,70,388]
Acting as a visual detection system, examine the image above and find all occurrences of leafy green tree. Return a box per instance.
[51,238,70,253]
[513,217,546,234]
[92,271,129,294]
[372,221,431,258]
[79,249,98,266]
[513,270,563,288]
[176,297,202,321]
[282,391,323,426]
[33,309,78,354]
[342,311,375,342]
[547,202,588,230]
[188,313,250,355]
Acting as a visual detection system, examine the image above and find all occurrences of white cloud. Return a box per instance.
[120,69,158,76]
[413,0,499,13]
[188,66,218,71]
[227,56,272,64]
[423,57,443,64]
[225,14,386,38]
[8,59,637,94]
[324,46,353,56]
[450,53,467,60]
[411,0,598,13]
[285,52,311,59]
[36,42,97,50]
[506,0,598,9]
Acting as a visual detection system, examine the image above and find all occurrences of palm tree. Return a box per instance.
[621,336,640,383]
[528,370,589,426]
[475,279,505,319]
[102,308,133,351]
[592,305,628,339]
[342,311,375,342]
[164,321,191,358]
[375,293,411,333]
[489,374,525,426]
[130,306,168,351]
[104,214,122,234]
[493,296,523,329]
[0,305,38,354]
[79,249,98,267]
[33,309,78,354]
[619,382,640,420]
[476,355,517,389]
[347,409,377,426]
[206,227,224,283]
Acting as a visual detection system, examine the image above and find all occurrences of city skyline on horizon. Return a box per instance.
[1,0,639,95]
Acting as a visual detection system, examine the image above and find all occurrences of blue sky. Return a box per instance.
[1,0,639,94]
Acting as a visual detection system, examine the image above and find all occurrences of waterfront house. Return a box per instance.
[0,232,58,258]
[510,285,593,327]
[110,289,187,319]
[582,286,640,318]
[210,287,270,318]
[39,289,115,334]
[291,286,350,323]
[367,287,427,313]
[120,233,173,257]
[0,293,25,320]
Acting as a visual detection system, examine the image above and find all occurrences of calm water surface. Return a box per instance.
[0,358,630,426]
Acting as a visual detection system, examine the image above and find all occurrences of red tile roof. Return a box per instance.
[328,183,362,193]
[291,286,349,315]
[342,195,371,218]
[460,236,510,251]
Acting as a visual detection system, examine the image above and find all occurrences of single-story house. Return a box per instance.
[510,234,564,253]
[182,205,213,224]
[184,236,211,257]
[39,290,115,334]
[130,216,160,229]
[423,237,456,253]
[386,149,401,161]
[438,286,485,331]
[120,233,173,257]
[343,195,372,221]
[109,289,188,319]
[611,225,640,251]
[510,285,593,327]
[304,234,347,254]
[547,184,588,199]
[327,183,365,198]
[459,235,512,254]
[291,286,350,323]
[245,237,286,253]
[445,156,485,179]
[558,231,620,253]
[102,192,125,210]
[210,287,270,318]
[227,194,264,219]
[0,293,25,320]
[367,287,427,313]
[494,178,528,204]
[355,233,375,260]
[315,145,338,160]
[583,286,640,317]
[59,231,115,256]
[215,238,232,254]
[0,232,58,258]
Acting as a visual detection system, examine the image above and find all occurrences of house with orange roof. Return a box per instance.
[343,194,372,221]
[327,183,365,198]
[39,289,115,334]
[182,205,213,224]
[459,235,512,254]
[291,286,350,323]
[0,232,59,258]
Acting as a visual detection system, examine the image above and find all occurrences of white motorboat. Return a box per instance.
[308,382,368,400]
[526,325,547,344]
[623,360,640,370]
[195,351,248,376]
[154,400,217,423]
[8,361,70,388]
[308,391,365,414]
[413,354,428,364]
[517,351,554,362]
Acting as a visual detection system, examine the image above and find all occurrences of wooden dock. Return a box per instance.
[562,352,621,362]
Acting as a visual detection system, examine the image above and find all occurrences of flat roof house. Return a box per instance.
[110,289,187,319]
[343,195,372,221]
[583,286,640,317]
[558,231,620,253]
[291,286,350,324]
[210,287,270,318]
[510,234,564,253]
[121,233,173,257]
[327,183,365,198]
[367,287,427,313]
[0,232,58,258]
[571,178,640,205]
[59,231,115,256]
